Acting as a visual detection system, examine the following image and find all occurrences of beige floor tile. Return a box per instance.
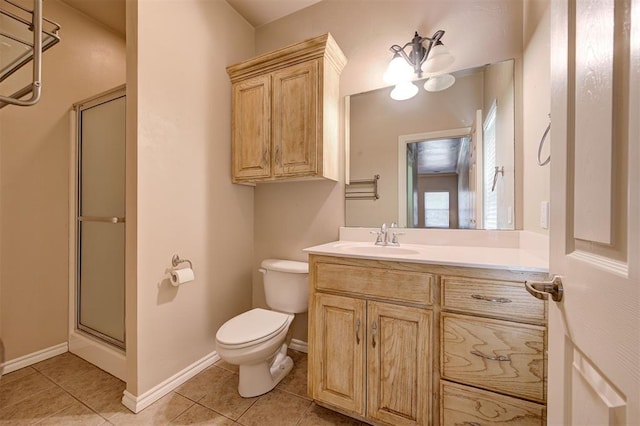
[32,352,100,386]
[298,403,363,426]
[36,400,107,425]
[170,403,235,425]
[60,367,127,419]
[196,372,258,420]
[0,371,56,410]
[175,366,234,402]
[0,366,37,386]
[213,360,239,375]
[109,392,194,425]
[0,385,76,425]
[236,389,312,426]
[276,351,309,399]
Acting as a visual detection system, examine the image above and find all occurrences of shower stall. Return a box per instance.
[69,86,126,379]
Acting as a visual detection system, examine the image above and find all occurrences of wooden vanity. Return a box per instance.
[306,251,548,426]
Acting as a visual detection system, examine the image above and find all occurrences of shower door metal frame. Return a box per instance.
[74,85,126,350]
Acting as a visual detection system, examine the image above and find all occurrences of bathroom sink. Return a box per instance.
[331,242,421,256]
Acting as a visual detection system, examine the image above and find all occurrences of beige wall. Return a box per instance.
[127,0,254,395]
[0,0,125,360]
[254,0,524,342]
[522,0,551,235]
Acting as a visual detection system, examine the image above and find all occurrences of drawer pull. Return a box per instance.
[372,320,377,348]
[471,294,512,303]
[355,318,361,345]
[460,423,481,426]
[470,350,511,362]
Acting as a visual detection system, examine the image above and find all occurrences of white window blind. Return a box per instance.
[483,101,498,229]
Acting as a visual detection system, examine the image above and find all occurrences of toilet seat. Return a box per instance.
[216,308,291,349]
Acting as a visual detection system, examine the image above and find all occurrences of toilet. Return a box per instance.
[215,259,308,397]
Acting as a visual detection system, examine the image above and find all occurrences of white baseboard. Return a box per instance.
[3,342,68,374]
[289,338,308,353]
[121,351,220,413]
[69,331,126,381]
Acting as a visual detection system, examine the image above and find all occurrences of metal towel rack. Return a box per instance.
[0,0,61,108]
[346,174,380,201]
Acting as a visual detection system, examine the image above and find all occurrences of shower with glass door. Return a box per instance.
[74,87,126,350]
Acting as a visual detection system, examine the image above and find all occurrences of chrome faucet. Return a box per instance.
[371,222,404,246]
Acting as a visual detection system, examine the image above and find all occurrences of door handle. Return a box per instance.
[525,275,563,302]
[78,216,125,224]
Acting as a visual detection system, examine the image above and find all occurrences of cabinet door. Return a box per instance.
[272,60,318,177]
[367,301,432,426]
[311,293,366,416]
[232,74,271,181]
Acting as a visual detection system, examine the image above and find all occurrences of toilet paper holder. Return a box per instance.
[172,254,193,270]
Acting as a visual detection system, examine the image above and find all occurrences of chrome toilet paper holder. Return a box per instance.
[172,254,193,269]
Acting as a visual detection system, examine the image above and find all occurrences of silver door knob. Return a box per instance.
[525,275,564,302]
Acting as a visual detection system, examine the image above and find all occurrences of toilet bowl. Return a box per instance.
[215,259,308,397]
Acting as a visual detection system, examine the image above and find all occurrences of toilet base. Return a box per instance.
[238,350,294,398]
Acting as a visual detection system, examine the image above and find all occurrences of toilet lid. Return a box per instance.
[216,308,291,348]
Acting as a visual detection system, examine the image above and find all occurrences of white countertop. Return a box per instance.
[304,234,549,273]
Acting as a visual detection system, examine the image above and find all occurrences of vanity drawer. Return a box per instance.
[441,312,546,402]
[441,276,546,324]
[314,261,434,306]
[440,380,546,426]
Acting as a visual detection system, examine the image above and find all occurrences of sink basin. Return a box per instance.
[332,242,421,256]
[350,246,421,256]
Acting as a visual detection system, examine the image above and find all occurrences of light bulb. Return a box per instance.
[390,81,418,101]
[384,54,413,85]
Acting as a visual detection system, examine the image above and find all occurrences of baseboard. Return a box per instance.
[121,351,220,413]
[289,338,308,353]
[3,342,68,374]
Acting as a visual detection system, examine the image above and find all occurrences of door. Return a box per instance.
[367,301,431,426]
[76,88,126,349]
[232,74,271,181]
[272,60,318,177]
[548,0,639,424]
[311,293,366,415]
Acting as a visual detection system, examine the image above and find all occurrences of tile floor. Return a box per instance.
[0,349,365,425]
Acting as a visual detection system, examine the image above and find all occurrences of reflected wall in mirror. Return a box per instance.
[347,59,515,230]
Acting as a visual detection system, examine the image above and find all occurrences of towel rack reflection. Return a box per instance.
[346,174,380,201]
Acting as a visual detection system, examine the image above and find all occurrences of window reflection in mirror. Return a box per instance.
[346,59,515,230]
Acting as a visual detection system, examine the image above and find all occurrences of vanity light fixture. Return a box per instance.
[385,30,455,100]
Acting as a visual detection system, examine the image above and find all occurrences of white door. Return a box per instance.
[548,0,640,424]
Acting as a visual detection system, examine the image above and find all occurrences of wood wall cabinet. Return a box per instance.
[308,254,548,426]
[226,34,346,184]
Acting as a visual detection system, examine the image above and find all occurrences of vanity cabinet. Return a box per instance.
[308,253,548,426]
[226,33,346,184]
[309,255,434,426]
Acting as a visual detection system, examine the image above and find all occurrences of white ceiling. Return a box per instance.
[59,0,321,35]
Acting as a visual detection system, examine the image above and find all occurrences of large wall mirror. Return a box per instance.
[347,59,515,230]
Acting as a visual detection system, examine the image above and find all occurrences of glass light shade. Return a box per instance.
[384,54,413,85]
[390,81,418,101]
[424,73,456,92]
[422,42,454,74]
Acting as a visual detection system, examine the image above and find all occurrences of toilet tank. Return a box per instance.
[260,259,309,314]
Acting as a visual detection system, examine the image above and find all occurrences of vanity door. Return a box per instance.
[311,293,366,416]
[367,301,432,426]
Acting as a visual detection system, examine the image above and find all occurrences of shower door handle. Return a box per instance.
[78,216,125,224]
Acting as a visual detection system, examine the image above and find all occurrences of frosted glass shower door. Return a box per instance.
[76,90,125,349]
